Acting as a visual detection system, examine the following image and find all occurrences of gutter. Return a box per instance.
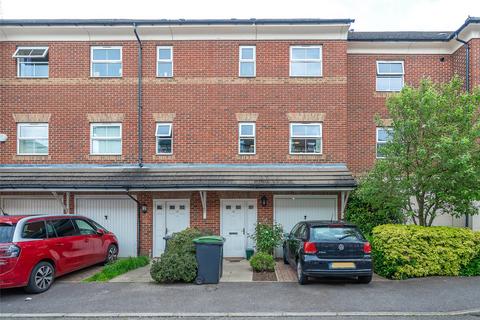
[133,23,143,168]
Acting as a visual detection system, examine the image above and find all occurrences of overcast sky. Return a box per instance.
[1,0,479,31]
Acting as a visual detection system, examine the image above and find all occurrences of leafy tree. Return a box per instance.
[358,77,480,226]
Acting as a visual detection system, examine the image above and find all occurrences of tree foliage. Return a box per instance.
[358,77,480,226]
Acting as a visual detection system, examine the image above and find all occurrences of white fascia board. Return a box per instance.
[0,24,351,42]
[347,41,454,55]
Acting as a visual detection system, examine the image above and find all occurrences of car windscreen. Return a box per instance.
[89,219,109,233]
[0,223,16,243]
[310,226,365,242]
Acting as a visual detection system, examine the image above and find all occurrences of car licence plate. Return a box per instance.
[330,262,355,269]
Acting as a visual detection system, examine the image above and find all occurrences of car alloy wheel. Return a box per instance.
[297,260,308,285]
[34,265,53,290]
[107,245,118,263]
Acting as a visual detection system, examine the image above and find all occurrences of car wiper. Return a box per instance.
[338,235,354,240]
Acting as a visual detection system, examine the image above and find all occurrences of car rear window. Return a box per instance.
[310,226,365,242]
[22,221,47,239]
[0,224,15,243]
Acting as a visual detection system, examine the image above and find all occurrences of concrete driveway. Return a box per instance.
[1,277,479,317]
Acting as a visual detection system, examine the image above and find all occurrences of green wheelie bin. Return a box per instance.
[193,236,225,285]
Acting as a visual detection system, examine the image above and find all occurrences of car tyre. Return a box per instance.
[25,261,55,294]
[104,244,118,265]
[357,275,372,284]
[297,260,308,285]
[283,247,289,265]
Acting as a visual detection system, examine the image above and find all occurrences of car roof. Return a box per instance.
[300,220,358,228]
[0,214,89,224]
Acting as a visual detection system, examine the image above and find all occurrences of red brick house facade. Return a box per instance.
[1,18,479,257]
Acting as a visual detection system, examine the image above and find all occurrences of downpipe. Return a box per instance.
[133,23,144,168]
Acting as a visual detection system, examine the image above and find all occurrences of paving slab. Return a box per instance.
[109,265,153,283]
[221,259,252,282]
[275,260,297,282]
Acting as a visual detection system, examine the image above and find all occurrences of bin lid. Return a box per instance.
[193,236,225,244]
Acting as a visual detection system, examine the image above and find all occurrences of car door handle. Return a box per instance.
[229,232,238,235]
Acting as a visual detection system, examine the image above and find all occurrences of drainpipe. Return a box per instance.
[454,34,470,228]
[133,23,143,168]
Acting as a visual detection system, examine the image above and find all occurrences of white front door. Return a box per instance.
[221,199,257,258]
[153,200,190,257]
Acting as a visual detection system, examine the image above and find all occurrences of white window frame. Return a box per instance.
[155,123,173,155]
[17,123,49,156]
[376,127,393,159]
[289,45,322,77]
[239,46,256,77]
[90,123,122,155]
[376,61,404,92]
[238,122,256,155]
[156,46,173,78]
[289,123,322,155]
[90,46,123,78]
[14,46,49,78]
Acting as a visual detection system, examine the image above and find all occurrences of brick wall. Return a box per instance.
[346,53,454,175]
[0,40,348,166]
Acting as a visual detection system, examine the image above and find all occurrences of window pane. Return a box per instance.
[292,124,320,137]
[157,138,172,154]
[16,48,33,56]
[46,221,57,238]
[35,64,49,77]
[92,63,107,76]
[292,48,306,60]
[376,77,403,91]
[157,62,173,77]
[305,48,321,59]
[240,62,255,76]
[92,126,107,138]
[92,49,107,60]
[73,219,97,235]
[305,62,321,76]
[377,128,393,142]
[377,143,386,158]
[92,139,121,154]
[378,62,403,74]
[291,138,321,153]
[20,125,47,138]
[19,63,34,77]
[156,124,171,137]
[33,139,48,154]
[106,49,121,60]
[51,219,78,237]
[158,48,172,60]
[240,138,255,153]
[240,124,254,136]
[305,125,321,136]
[19,140,35,154]
[22,221,46,239]
[106,63,122,77]
[30,48,47,56]
[241,47,254,60]
[106,126,121,137]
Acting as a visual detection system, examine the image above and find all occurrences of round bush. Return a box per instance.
[167,228,205,253]
[249,252,275,272]
[372,224,480,279]
[150,251,197,283]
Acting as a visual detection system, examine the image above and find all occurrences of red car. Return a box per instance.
[0,215,118,293]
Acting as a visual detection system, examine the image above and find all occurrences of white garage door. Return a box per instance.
[274,196,337,256]
[0,197,64,215]
[76,196,137,257]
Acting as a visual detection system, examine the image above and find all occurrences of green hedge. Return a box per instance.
[250,252,275,272]
[150,228,206,283]
[372,224,480,279]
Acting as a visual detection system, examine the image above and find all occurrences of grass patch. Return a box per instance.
[84,256,150,282]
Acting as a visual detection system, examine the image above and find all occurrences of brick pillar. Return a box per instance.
[137,192,153,256]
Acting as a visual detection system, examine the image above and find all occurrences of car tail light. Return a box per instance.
[0,244,20,258]
[303,242,317,254]
[363,242,372,254]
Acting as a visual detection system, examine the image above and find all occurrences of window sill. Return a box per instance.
[86,155,123,160]
[374,91,399,98]
[16,76,49,79]
[13,155,51,160]
[152,154,175,160]
[287,154,325,160]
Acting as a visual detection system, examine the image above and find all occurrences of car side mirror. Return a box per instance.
[283,232,290,239]
[96,228,105,235]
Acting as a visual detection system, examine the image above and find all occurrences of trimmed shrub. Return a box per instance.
[250,223,284,255]
[460,253,480,276]
[372,224,480,279]
[150,251,197,283]
[250,252,275,272]
[345,191,403,236]
[150,228,207,283]
[166,228,205,253]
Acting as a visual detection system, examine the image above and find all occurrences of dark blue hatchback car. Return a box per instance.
[283,221,373,284]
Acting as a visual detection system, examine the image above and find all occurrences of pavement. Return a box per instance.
[221,259,253,282]
[1,277,479,316]
[109,265,152,283]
